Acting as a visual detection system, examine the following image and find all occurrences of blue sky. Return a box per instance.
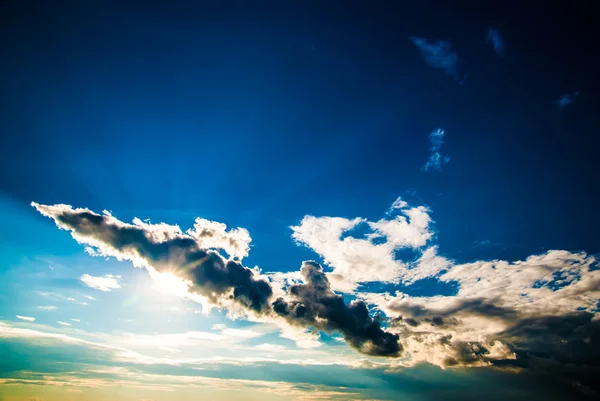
[1,1,599,400]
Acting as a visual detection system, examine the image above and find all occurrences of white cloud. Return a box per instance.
[255,343,287,352]
[359,250,599,368]
[38,306,57,311]
[290,202,442,292]
[80,274,122,292]
[71,318,81,323]
[57,321,72,326]
[16,315,35,322]
[186,218,252,260]
[422,128,449,172]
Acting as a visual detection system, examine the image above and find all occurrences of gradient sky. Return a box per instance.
[1,1,599,400]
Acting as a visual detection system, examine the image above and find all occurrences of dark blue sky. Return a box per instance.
[1,0,599,273]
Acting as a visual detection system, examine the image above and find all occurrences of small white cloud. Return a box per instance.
[83,295,96,300]
[16,315,35,322]
[390,197,408,210]
[67,297,76,302]
[422,128,450,172]
[57,321,71,326]
[38,306,57,311]
[255,343,286,352]
[71,318,80,323]
[80,274,121,292]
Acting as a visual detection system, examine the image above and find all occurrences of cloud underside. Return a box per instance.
[32,199,600,382]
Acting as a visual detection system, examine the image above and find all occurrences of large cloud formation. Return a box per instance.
[32,202,400,357]
[32,198,600,389]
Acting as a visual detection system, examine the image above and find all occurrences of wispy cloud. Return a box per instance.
[555,91,580,109]
[57,321,72,327]
[422,128,450,172]
[16,315,35,322]
[410,37,460,81]
[38,305,57,311]
[487,27,505,57]
[80,274,122,292]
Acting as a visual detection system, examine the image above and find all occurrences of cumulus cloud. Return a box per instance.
[422,128,449,172]
[486,27,505,57]
[290,197,444,292]
[80,274,122,292]
[273,262,401,357]
[33,203,273,314]
[359,250,600,369]
[16,315,35,322]
[32,202,400,357]
[410,37,460,81]
[32,198,600,374]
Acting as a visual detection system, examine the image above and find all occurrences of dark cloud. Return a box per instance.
[273,262,401,357]
[44,207,273,312]
[33,204,401,357]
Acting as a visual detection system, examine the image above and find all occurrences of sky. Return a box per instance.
[1,1,599,400]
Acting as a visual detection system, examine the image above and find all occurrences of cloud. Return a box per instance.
[422,128,450,172]
[273,262,401,357]
[359,250,600,370]
[32,197,600,384]
[555,91,580,109]
[410,37,460,80]
[57,321,72,326]
[38,305,57,311]
[32,202,401,357]
[290,198,443,292]
[80,274,122,292]
[487,27,505,57]
[255,343,287,352]
[16,315,35,322]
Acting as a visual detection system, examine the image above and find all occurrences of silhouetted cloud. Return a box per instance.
[487,28,505,57]
[410,37,460,81]
[423,128,450,171]
[273,261,401,357]
[32,202,402,357]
